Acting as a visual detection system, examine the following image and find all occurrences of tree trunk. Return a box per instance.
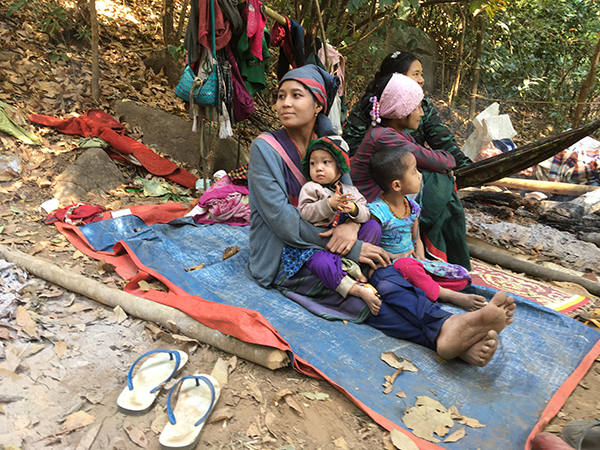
[162,0,181,86]
[467,13,486,136]
[90,0,99,101]
[175,0,190,42]
[449,4,466,107]
[571,32,600,128]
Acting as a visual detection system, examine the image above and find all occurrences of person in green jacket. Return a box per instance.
[343,51,471,169]
[344,51,473,269]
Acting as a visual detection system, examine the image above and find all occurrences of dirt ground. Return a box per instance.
[0,128,598,450]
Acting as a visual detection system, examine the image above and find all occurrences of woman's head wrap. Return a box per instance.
[279,65,340,137]
[379,73,424,120]
[301,135,351,181]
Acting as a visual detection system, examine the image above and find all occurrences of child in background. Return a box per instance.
[281,136,383,315]
[368,145,486,311]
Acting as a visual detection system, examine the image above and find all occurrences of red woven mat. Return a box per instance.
[471,261,591,313]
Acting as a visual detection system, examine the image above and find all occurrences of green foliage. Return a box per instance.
[483,0,600,127]
[49,53,69,62]
[75,25,92,42]
[7,0,70,37]
[7,0,29,16]
[169,43,186,61]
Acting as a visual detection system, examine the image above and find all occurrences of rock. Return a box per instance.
[112,100,249,176]
[53,147,126,204]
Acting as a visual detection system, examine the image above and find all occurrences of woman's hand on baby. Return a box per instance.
[319,221,359,255]
[359,243,391,270]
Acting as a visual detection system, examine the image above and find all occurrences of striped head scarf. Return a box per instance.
[280,65,340,137]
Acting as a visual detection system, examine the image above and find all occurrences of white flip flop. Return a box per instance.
[159,374,221,450]
[117,349,188,415]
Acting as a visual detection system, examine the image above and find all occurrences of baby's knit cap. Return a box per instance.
[301,135,351,181]
[379,73,424,119]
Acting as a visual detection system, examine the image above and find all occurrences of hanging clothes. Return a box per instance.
[318,43,346,97]
[271,16,307,79]
[243,0,267,61]
[234,25,270,96]
[217,0,243,36]
[198,0,232,52]
[226,44,255,122]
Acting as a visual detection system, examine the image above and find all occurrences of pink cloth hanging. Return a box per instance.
[243,0,267,60]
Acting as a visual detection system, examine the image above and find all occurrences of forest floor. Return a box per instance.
[1,1,600,449]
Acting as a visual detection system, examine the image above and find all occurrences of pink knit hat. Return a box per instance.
[379,73,424,119]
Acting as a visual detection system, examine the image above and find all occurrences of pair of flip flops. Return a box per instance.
[116,350,220,450]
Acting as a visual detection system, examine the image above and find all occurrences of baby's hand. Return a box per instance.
[329,186,354,211]
[338,200,356,214]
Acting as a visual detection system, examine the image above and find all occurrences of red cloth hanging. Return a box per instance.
[198,0,232,52]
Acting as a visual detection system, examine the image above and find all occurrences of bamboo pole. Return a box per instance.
[0,244,289,371]
[484,177,600,195]
[238,1,286,25]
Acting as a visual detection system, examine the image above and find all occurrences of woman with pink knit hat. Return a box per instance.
[350,73,471,270]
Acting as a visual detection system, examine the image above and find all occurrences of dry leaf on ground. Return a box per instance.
[57,411,95,435]
[97,258,116,274]
[124,421,149,448]
[444,427,466,443]
[334,437,348,449]
[272,389,293,405]
[402,396,453,443]
[389,428,419,450]
[15,305,38,338]
[264,411,277,437]
[284,395,304,415]
[208,407,233,424]
[299,392,329,401]
[381,352,419,372]
[383,368,403,394]
[113,305,128,324]
[247,380,263,403]
[54,340,68,357]
[211,357,228,387]
[459,416,486,428]
[246,422,261,438]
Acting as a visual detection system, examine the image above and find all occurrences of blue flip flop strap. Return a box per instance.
[166,375,216,426]
[126,349,182,393]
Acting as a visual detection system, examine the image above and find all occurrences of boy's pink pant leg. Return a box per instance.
[393,258,469,301]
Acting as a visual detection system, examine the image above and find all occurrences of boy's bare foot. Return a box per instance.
[458,330,498,366]
[438,288,487,311]
[350,283,382,315]
[436,291,515,361]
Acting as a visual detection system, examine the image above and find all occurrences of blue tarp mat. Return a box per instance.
[77,214,600,449]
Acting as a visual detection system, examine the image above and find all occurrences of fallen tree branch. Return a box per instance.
[0,244,289,371]
[485,178,599,196]
[467,241,600,297]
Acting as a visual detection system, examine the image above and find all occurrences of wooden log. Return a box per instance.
[0,244,289,371]
[484,177,600,195]
[467,241,600,297]
[547,188,600,218]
